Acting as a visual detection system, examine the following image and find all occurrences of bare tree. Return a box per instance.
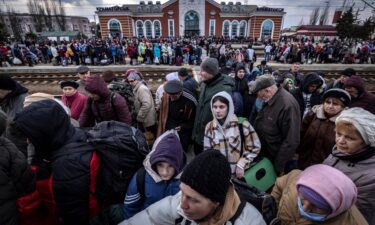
[43,0,53,31]
[299,18,305,26]
[6,6,22,41]
[309,7,320,25]
[0,8,10,41]
[52,0,66,31]
[319,1,330,25]
[27,0,45,32]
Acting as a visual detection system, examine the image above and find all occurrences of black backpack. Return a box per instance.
[232,178,279,225]
[87,121,150,205]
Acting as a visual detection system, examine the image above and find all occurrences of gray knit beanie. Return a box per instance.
[200,58,219,76]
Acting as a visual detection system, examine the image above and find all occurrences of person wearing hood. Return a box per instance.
[79,75,132,127]
[60,80,87,121]
[203,91,260,178]
[271,164,368,225]
[13,100,100,225]
[123,130,186,219]
[291,72,324,118]
[332,68,356,90]
[297,89,351,170]
[0,110,35,225]
[0,75,28,121]
[119,150,266,225]
[233,65,250,118]
[323,107,375,224]
[344,75,375,114]
[192,58,234,155]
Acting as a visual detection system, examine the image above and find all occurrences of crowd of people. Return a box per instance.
[0,56,375,225]
[1,36,375,67]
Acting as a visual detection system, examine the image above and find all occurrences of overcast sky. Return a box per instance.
[1,0,374,28]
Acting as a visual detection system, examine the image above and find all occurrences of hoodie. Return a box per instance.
[344,75,375,114]
[203,91,261,173]
[123,130,185,219]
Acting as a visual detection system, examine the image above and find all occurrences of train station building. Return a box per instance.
[96,0,285,40]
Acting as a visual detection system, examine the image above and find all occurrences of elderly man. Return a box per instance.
[252,75,301,175]
[332,68,356,90]
[192,58,234,155]
[0,75,28,121]
[76,65,91,95]
[127,72,157,136]
[157,79,197,152]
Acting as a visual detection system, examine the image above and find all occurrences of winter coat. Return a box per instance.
[323,147,375,225]
[181,75,198,98]
[0,82,28,120]
[153,44,161,59]
[192,74,234,145]
[127,45,138,59]
[123,130,186,219]
[344,75,375,114]
[297,104,341,169]
[119,185,266,225]
[234,76,250,117]
[133,82,157,128]
[0,137,35,225]
[271,170,368,225]
[79,76,132,127]
[61,91,87,120]
[204,91,260,174]
[254,88,301,173]
[291,73,323,118]
[14,100,99,225]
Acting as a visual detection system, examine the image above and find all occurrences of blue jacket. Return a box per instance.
[123,170,180,219]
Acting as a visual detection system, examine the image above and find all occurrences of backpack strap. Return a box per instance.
[136,167,147,204]
[229,201,246,224]
[238,118,245,157]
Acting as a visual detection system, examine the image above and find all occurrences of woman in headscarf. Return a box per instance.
[297,89,351,169]
[271,164,368,225]
[203,91,261,178]
[323,107,375,224]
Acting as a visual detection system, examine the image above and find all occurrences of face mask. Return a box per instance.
[297,197,327,222]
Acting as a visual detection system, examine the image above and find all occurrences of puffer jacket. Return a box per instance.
[271,170,368,225]
[0,82,28,121]
[119,186,266,225]
[323,147,375,225]
[133,82,157,128]
[14,100,99,225]
[79,75,132,127]
[192,73,234,145]
[123,130,186,219]
[297,104,341,169]
[0,137,35,225]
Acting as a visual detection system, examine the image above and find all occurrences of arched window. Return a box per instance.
[145,21,152,38]
[184,10,199,36]
[223,20,230,37]
[154,20,161,37]
[136,21,144,37]
[108,19,122,39]
[231,21,238,37]
[261,19,274,39]
[239,20,246,37]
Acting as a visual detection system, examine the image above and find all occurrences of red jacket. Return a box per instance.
[61,92,87,120]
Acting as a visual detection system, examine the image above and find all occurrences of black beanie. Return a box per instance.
[0,75,16,91]
[180,150,231,205]
[342,68,356,77]
[60,80,79,89]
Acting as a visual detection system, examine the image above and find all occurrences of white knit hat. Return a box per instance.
[336,107,375,147]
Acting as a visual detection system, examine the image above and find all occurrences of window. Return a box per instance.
[145,21,152,38]
[231,21,238,37]
[209,19,215,36]
[108,19,122,39]
[223,20,230,37]
[239,20,246,37]
[261,19,274,39]
[168,19,174,36]
[136,21,144,37]
[154,20,161,37]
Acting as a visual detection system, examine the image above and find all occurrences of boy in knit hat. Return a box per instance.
[119,150,266,225]
[123,130,186,219]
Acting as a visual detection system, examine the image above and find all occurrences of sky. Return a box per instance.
[1,0,374,28]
